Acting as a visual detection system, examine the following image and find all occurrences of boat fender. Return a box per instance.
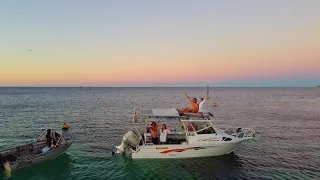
[62,123,69,130]
[3,162,11,173]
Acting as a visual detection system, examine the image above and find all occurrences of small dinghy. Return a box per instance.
[0,128,73,172]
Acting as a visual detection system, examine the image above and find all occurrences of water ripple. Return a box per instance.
[1,87,320,179]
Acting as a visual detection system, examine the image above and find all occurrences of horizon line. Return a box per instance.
[0,86,318,88]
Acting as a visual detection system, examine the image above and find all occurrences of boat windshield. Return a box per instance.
[183,121,216,135]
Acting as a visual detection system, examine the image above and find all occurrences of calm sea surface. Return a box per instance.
[0,87,319,180]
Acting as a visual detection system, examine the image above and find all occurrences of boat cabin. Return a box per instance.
[134,108,220,145]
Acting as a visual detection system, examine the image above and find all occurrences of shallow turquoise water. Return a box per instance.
[1,87,320,179]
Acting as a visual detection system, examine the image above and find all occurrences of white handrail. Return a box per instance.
[224,127,255,140]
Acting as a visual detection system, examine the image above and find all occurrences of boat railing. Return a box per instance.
[234,128,255,139]
[220,126,255,139]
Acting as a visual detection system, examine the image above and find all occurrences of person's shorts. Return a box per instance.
[151,137,159,144]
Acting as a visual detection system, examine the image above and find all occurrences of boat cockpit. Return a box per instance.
[141,119,218,145]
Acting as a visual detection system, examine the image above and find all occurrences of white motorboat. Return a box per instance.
[114,108,255,159]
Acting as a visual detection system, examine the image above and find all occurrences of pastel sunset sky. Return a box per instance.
[1,0,319,87]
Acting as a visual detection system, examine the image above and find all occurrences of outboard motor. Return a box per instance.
[114,131,140,154]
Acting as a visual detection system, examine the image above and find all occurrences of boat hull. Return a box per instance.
[131,141,243,159]
[5,143,72,172]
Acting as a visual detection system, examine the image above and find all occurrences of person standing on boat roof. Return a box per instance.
[179,93,199,114]
[148,120,160,144]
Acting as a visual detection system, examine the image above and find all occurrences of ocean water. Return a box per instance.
[0,87,319,180]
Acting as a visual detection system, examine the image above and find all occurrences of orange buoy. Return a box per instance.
[62,123,69,130]
[213,103,217,107]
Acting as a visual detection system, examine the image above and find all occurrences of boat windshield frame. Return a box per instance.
[180,119,216,135]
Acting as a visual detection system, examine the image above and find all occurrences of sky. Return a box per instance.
[0,0,319,87]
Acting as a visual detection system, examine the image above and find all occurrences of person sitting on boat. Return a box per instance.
[147,121,160,144]
[160,124,171,144]
[179,93,199,115]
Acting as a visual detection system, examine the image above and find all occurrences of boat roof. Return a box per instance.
[136,108,180,117]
